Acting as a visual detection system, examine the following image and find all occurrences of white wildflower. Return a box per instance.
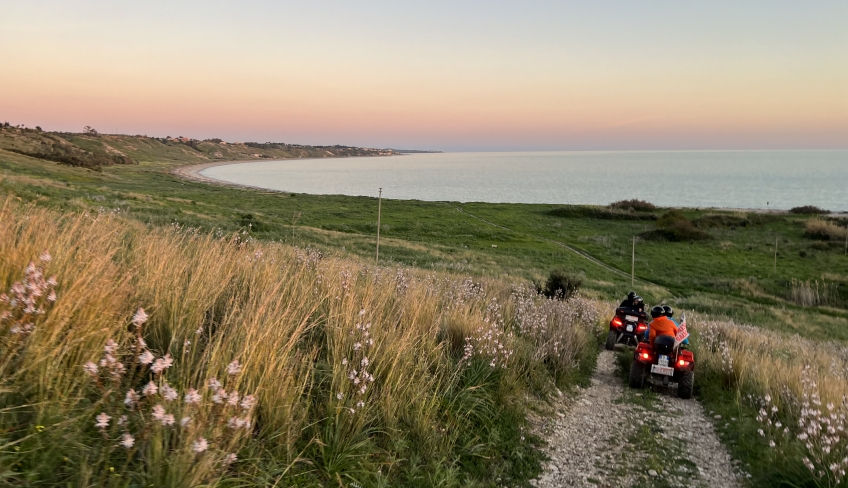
[132,308,148,326]
[84,361,99,376]
[227,359,242,376]
[120,433,135,449]
[142,381,158,396]
[139,350,154,365]
[192,437,208,453]
[124,389,140,406]
[184,388,201,404]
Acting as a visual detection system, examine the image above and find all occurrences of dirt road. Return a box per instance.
[531,350,744,488]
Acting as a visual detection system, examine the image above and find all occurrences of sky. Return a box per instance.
[1,1,846,151]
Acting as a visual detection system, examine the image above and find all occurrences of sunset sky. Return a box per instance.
[2,1,846,151]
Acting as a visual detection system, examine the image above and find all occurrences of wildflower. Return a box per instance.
[192,437,208,453]
[240,394,257,411]
[95,412,111,429]
[39,251,52,262]
[356,400,365,408]
[47,275,57,286]
[195,326,203,335]
[359,309,366,316]
[181,416,192,427]
[161,383,178,402]
[336,392,344,400]
[161,413,175,426]
[212,390,227,404]
[184,388,201,404]
[227,359,242,376]
[151,354,173,374]
[104,339,119,355]
[139,351,154,365]
[47,290,57,302]
[137,337,147,349]
[124,389,140,406]
[152,404,166,421]
[132,308,148,327]
[341,358,348,365]
[120,433,135,449]
[84,361,99,376]
[117,415,128,426]
[223,453,237,466]
[769,440,776,448]
[758,429,764,436]
[209,378,221,390]
[227,391,240,407]
[142,381,158,396]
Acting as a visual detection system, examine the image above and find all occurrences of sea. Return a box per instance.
[200,150,848,211]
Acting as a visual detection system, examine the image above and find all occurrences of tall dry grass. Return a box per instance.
[0,199,602,487]
[693,314,848,485]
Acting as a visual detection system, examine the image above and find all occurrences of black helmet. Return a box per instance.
[627,291,636,300]
[650,306,665,318]
[662,305,674,318]
[633,296,643,305]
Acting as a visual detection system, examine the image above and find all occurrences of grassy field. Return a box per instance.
[2,126,846,340]
[3,126,848,487]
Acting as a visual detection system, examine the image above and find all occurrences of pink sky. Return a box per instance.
[2,1,846,151]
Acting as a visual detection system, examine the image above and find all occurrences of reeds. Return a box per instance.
[0,198,602,486]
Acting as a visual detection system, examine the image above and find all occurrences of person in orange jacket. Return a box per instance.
[648,305,678,345]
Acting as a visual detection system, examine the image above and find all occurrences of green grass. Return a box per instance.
[2,133,846,340]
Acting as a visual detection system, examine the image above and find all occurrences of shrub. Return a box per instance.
[547,206,657,221]
[790,205,829,214]
[608,199,656,211]
[804,218,848,241]
[641,210,710,242]
[693,214,750,228]
[539,270,582,300]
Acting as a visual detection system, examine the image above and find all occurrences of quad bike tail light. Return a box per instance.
[637,324,647,332]
[678,359,689,367]
[640,352,650,360]
[612,317,623,327]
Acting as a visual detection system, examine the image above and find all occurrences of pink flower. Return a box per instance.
[227,359,242,376]
[212,389,227,404]
[240,394,257,411]
[139,351,154,365]
[117,415,128,426]
[47,290,57,302]
[161,383,178,402]
[227,391,240,407]
[222,453,237,465]
[132,308,148,327]
[120,433,135,449]
[152,404,166,421]
[142,381,158,396]
[95,412,111,429]
[181,416,192,427]
[184,388,201,404]
[192,437,208,453]
[208,378,222,390]
[104,339,118,355]
[124,389,140,407]
[84,361,99,376]
[151,354,173,374]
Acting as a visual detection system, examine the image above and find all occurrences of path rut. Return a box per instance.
[531,350,744,488]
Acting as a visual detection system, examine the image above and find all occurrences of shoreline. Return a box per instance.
[171,159,848,217]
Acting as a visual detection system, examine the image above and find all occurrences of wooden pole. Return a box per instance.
[844,228,847,255]
[376,188,382,263]
[774,237,778,275]
[631,237,636,287]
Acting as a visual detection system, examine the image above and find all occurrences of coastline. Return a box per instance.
[171,159,847,217]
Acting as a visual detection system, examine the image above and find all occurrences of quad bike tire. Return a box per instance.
[677,371,694,399]
[628,360,646,389]
[605,330,616,351]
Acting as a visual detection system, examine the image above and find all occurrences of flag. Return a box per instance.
[674,313,689,347]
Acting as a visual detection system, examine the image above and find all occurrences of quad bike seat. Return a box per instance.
[653,335,675,355]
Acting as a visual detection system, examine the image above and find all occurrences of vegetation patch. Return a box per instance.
[790,205,830,215]
[640,209,710,242]
[608,199,656,211]
[804,218,848,241]
[547,205,657,221]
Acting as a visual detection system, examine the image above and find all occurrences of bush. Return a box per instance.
[804,218,848,241]
[608,199,655,211]
[641,210,710,242]
[539,270,582,300]
[693,214,750,229]
[790,205,829,214]
[547,206,657,221]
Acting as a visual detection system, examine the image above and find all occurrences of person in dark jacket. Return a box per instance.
[619,291,637,308]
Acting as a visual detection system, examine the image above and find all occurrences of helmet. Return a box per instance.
[633,296,643,305]
[650,306,665,318]
[627,291,636,300]
[662,305,674,318]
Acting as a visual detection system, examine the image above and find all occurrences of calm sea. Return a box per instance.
[201,150,848,211]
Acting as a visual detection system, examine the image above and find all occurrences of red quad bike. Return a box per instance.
[629,335,695,399]
[605,307,648,350]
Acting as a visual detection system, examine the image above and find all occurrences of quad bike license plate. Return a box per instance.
[626,324,634,332]
[651,364,674,376]
[625,315,638,321]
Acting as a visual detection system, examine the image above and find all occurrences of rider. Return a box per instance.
[648,305,678,345]
[619,291,637,308]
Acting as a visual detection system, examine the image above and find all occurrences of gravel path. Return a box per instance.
[531,350,744,488]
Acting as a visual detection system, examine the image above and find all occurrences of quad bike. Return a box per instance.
[605,307,648,350]
[628,334,695,399]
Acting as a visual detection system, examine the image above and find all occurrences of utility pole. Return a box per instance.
[631,236,635,287]
[844,228,847,255]
[774,237,778,275]
[376,188,382,263]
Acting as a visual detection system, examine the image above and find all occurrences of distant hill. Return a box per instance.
[389,149,443,153]
[0,122,397,169]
